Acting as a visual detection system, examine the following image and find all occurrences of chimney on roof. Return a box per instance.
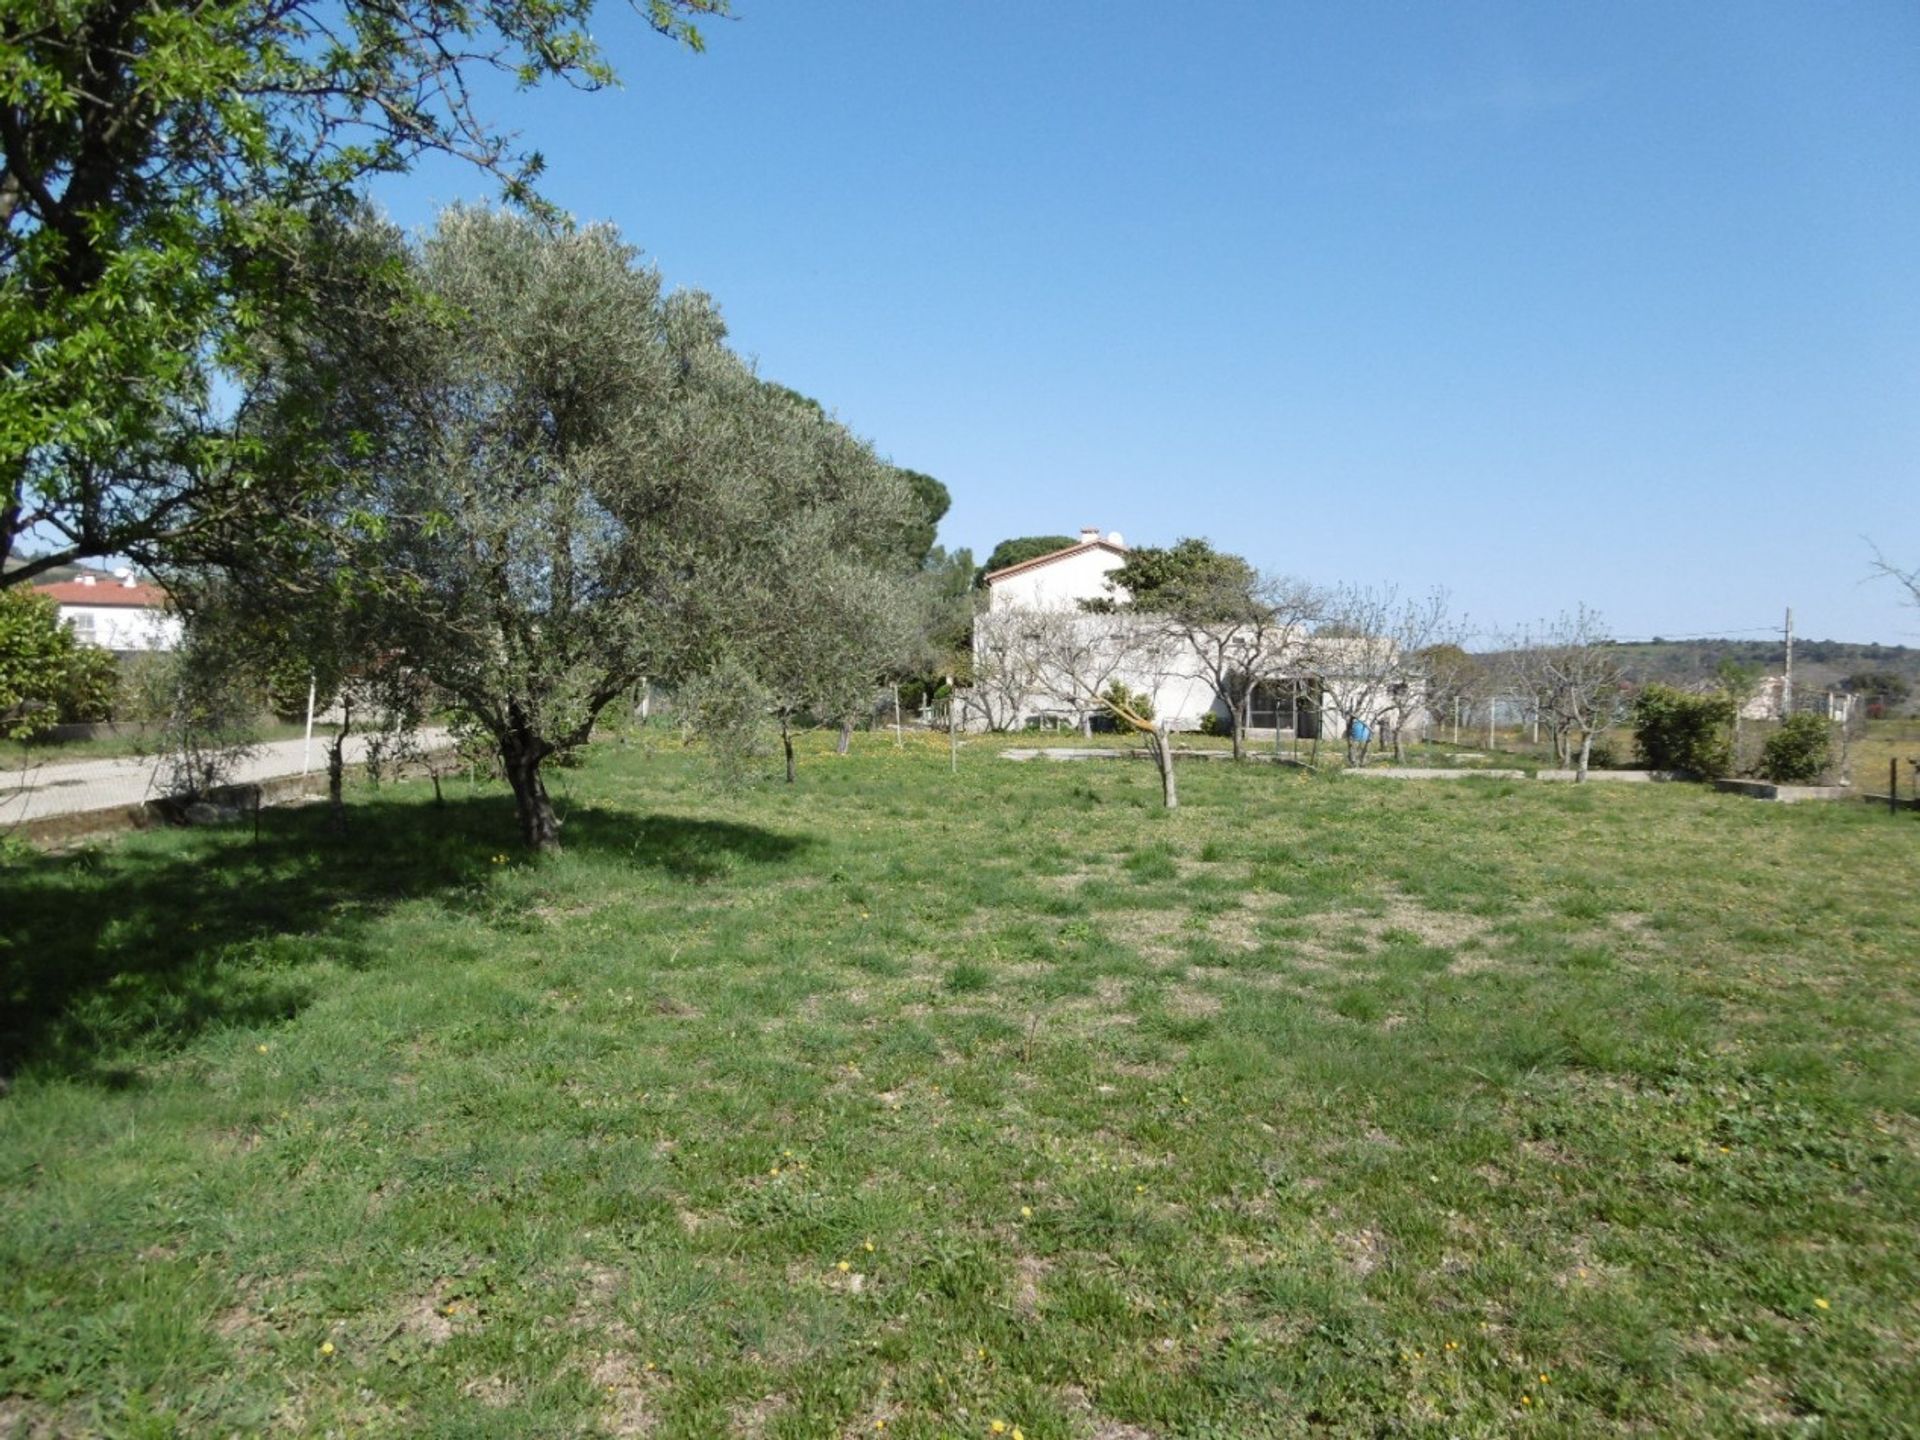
[78,573,96,586]
[1079,527,1101,544]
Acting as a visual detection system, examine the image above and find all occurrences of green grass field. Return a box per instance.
[3,734,1916,1437]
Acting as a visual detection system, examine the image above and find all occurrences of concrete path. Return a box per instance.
[0,729,450,825]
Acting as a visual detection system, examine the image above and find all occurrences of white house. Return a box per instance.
[34,568,182,654]
[971,527,1426,744]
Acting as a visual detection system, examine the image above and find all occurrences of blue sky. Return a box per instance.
[375,2,1920,646]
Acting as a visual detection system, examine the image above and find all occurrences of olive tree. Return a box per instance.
[707,475,919,784]
[259,209,920,847]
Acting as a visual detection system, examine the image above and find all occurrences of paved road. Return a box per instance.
[0,729,451,825]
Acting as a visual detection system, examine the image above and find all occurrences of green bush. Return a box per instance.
[1197,711,1228,737]
[0,589,122,736]
[1632,684,1733,776]
[54,646,120,723]
[1584,734,1623,770]
[1102,681,1155,732]
[1758,714,1830,784]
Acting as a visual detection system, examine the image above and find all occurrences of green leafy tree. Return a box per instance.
[893,468,950,570]
[1,0,726,588]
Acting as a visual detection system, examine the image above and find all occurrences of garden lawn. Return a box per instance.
[2,734,1917,1437]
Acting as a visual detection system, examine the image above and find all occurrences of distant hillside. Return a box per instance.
[1470,637,1920,712]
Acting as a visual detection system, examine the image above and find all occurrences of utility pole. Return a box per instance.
[1782,607,1794,717]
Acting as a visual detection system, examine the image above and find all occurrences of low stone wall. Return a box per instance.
[1712,778,1853,804]
[1534,769,1693,783]
[1343,767,1530,780]
[11,747,455,849]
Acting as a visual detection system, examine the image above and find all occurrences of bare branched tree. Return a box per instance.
[1158,573,1327,761]
[1507,606,1628,781]
[1023,609,1184,807]
[1871,547,1920,612]
[966,607,1050,733]
[1312,586,1455,765]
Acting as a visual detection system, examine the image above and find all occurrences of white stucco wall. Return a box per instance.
[987,544,1128,612]
[976,536,1224,731]
[971,538,1432,738]
[60,603,182,653]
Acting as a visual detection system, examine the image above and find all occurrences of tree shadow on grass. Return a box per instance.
[0,790,808,1087]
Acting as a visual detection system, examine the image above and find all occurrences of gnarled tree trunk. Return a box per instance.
[326,697,354,830]
[500,723,560,851]
[781,716,797,784]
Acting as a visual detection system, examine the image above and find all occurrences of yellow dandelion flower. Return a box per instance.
[863,1239,875,1252]
[1020,1206,1033,1219]
[256,1044,269,1054]
[1814,1297,1830,1310]
[1013,1430,1025,1440]
[874,1422,886,1432]
[1521,1395,1531,1406]
[1135,1184,1145,1194]
[769,1166,781,1177]
[990,1423,1007,1435]
[319,1341,335,1356]
[836,1261,851,1273]
[643,1361,656,1372]
[1539,1373,1550,1384]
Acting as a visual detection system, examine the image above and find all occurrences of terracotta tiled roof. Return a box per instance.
[982,538,1128,584]
[33,578,171,609]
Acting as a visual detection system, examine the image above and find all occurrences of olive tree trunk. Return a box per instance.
[500,726,561,851]
[324,696,354,829]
